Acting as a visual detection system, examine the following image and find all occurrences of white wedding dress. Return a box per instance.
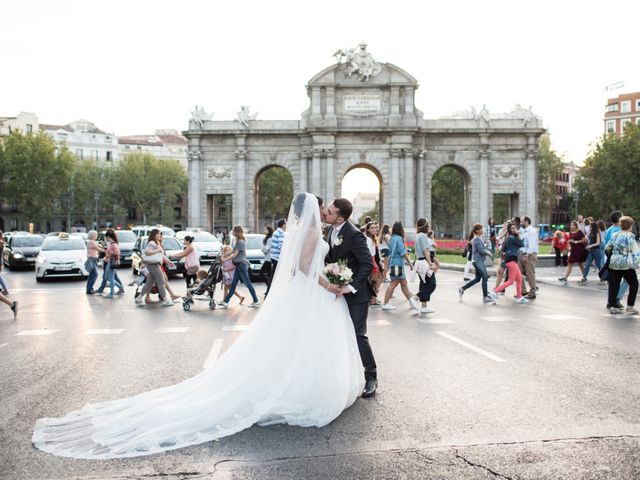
[32,193,365,459]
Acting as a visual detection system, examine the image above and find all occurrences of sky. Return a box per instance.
[2,0,639,201]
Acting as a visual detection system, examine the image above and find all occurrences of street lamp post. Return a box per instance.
[159,193,166,225]
[94,192,100,230]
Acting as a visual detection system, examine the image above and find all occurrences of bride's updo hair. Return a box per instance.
[293,193,324,219]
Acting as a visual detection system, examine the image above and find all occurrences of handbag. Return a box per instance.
[142,251,162,264]
[389,236,404,277]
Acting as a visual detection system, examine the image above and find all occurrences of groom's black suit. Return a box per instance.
[325,221,377,381]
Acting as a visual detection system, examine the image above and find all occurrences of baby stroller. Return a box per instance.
[182,259,223,311]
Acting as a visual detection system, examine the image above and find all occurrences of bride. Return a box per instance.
[32,193,365,459]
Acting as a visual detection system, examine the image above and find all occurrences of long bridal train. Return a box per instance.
[32,193,364,459]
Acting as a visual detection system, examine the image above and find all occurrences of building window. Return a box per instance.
[622,119,632,132]
[636,99,640,112]
[106,151,112,161]
[76,149,83,160]
[606,120,616,133]
[636,117,640,125]
[606,103,619,112]
[26,124,33,133]
[620,100,631,113]
[92,150,98,160]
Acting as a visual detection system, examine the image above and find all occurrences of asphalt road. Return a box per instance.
[1,266,639,479]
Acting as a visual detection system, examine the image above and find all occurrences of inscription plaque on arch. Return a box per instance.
[344,94,381,113]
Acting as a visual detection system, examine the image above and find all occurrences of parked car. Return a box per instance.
[131,225,176,239]
[3,234,45,270]
[190,232,223,264]
[131,236,185,277]
[244,234,267,280]
[97,230,137,267]
[35,234,88,281]
[175,228,205,243]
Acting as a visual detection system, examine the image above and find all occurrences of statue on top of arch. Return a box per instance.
[189,105,213,129]
[333,42,382,82]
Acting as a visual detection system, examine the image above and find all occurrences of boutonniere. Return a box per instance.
[334,235,344,246]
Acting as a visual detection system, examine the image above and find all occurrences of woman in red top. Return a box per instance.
[551,230,570,267]
[558,221,587,283]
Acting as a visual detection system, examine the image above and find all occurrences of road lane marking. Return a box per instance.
[373,320,392,326]
[87,329,124,335]
[479,316,514,322]
[600,314,639,320]
[203,338,224,369]
[436,331,506,363]
[155,327,190,333]
[222,325,248,331]
[16,329,59,336]
[541,314,582,320]
[0,343,8,348]
[416,317,454,325]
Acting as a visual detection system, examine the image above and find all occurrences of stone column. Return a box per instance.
[478,150,489,226]
[310,87,322,120]
[235,142,247,229]
[416,149,425,219]
[311,149,322,195]
[187,140,201,228]
[389,149,401,222]
[325,149,335,201]
[403,150,415,225]
[299,150,309,193]
[404,87,414,114]
[326,87,335,116]
[525,151,537,223]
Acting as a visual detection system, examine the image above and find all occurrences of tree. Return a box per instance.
[114,153,188,225]
[257,167,293,226]
[537,133,565,222]
[574,123,640,220]
[431,166,465,237]
[1,131,74,226]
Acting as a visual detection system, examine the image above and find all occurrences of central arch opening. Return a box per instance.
[431,165,468,239]
[341,165,382,225]
[255,165,294,231]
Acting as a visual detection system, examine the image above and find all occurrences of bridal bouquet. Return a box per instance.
[324,260,353,286]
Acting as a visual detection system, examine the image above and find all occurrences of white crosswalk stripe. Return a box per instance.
[0,343,8,348]
[479,316,515,322]
[541,314,582,320]
[372,320,392,326]
[416,317,454,325]
[16,330,58,336]
[222,325,248,331]
[155,327,190,333]
[87,329,124,335]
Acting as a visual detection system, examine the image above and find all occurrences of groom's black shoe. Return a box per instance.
[362,379,377,398]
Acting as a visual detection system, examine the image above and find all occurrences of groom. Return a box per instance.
[323,198,378,397]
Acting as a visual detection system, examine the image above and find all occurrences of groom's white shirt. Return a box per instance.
[329,222,357,294]
[330,222,346,247]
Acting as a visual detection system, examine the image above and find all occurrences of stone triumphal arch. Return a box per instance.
[185,44,545,234]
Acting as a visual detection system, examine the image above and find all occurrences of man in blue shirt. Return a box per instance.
[265,218,286,297]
